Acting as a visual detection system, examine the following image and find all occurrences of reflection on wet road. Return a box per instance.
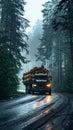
[33,96,53,109]
[0,93,59,130]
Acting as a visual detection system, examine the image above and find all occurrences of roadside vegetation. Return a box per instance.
[0,0,29,99]
[36,0,73,93]
[0,0,73,100]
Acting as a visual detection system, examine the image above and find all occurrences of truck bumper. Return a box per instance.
[31,88,51,95]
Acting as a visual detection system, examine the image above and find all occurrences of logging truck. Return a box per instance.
[22,66,52,95]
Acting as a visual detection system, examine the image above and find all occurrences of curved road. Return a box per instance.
[0,93,67,130]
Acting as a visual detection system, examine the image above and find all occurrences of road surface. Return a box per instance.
[0,93,72,130]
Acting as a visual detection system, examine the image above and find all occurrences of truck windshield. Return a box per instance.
[34,75,48,80]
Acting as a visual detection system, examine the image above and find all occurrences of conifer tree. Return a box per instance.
[36,1,53,66]
[0,0,29,98]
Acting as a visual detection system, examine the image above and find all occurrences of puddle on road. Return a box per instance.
[33,96,53,109]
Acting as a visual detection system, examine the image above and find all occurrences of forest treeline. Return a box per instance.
[0,0,73,99]
[36,0,73,92]
[0,0,29,99]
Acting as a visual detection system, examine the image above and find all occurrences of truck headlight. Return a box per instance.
[46,83,51,88]
[32,84,37,87]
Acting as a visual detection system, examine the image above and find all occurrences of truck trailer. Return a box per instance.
[22,66,52,95]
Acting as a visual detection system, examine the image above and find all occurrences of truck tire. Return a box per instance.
[26,89,31,94]
[49,90,51,95]
[31,91,34,95]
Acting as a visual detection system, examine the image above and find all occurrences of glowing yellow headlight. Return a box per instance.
[46,83,51,88]
[32,84,37,87]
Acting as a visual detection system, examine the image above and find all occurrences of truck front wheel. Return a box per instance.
[49,90,51,95]
[31,91,34,95]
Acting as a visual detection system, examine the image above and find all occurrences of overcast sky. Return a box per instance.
[24,0,51,65]
[25,0,49,32]
[19,0,52,90]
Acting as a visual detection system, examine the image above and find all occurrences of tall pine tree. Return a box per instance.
[0,0,29,98]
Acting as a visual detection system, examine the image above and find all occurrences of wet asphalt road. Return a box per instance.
[0,93,64,130]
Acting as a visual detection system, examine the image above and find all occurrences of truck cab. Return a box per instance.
[22,66,52,95]
[31,74,51,95]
